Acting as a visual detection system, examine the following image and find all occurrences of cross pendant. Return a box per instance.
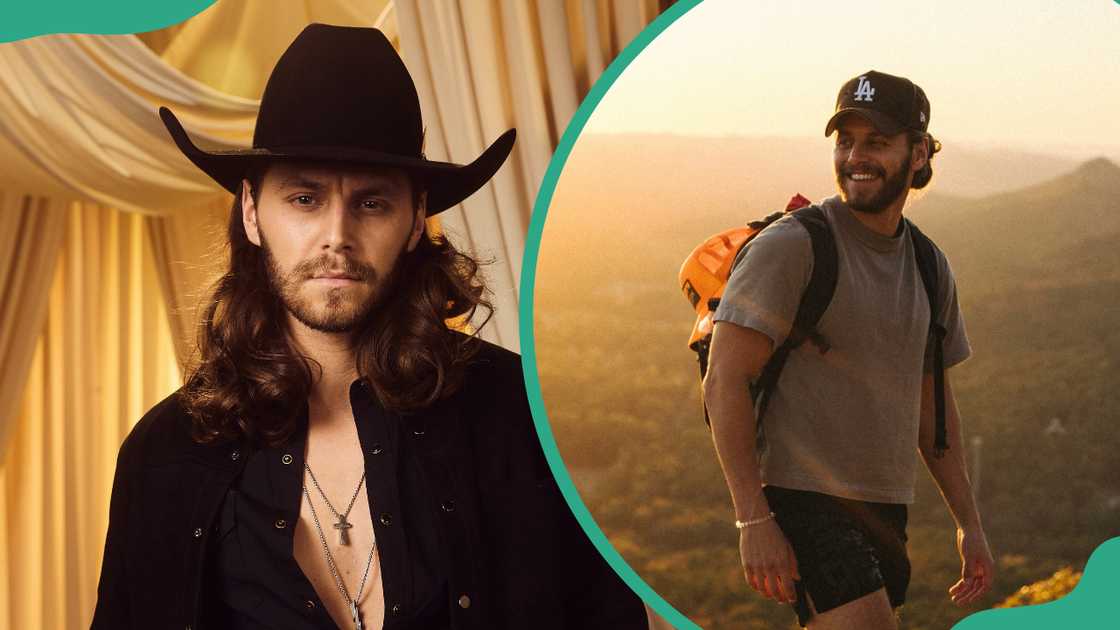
[334,517,353,546]
[350,600,363,630]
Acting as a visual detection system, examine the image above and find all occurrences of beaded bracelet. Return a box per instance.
[734,512,776,529]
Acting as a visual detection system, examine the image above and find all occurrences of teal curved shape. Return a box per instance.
[1,0,215,43]
[954,537,1119,629]
[518,0,705,628]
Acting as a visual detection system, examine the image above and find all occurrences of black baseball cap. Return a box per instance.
[824,70,930,137]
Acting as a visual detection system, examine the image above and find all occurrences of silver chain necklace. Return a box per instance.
[302,483,377,630]
[304,463,365,545]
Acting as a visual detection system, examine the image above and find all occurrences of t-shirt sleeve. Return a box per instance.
[924,248,971,371]
[712,217,813,348]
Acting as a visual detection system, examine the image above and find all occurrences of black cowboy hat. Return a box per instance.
[159,23,515,215]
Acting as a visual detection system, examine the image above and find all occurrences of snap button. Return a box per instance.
[281,453,293,465]
[370,444,383,455]
[274,519,288,529]
[458,594,471,609]
[441,500,456,513]
[412,428,425,437]
[192,528,203,539]
[304,599,316,611]
[230,450,240,461]
[379,513,393,526]
[390,604,401,615]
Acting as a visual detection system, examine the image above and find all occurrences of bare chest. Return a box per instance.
[293,414,385,629]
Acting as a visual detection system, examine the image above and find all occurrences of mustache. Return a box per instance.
[293,255,375,281]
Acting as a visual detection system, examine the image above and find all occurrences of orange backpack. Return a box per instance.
[679,194,814,353]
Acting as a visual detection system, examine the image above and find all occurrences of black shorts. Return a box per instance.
[763,486,910,627]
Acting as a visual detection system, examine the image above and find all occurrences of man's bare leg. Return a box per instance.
[805,588,897,630]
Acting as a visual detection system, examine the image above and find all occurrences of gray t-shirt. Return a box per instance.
[713,195,970,504]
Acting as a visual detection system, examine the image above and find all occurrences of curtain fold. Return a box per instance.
[0,34,257,213]
[0,206,181,630]
[0,194,67,468]
[393,0,656,350]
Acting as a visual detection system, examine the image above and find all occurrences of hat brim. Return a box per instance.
[824,108,906,137]
[159,107,515,216]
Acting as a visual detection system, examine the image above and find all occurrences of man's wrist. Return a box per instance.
[733,488,771,522]
[735,512,776,529]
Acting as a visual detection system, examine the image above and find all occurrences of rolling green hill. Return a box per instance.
[533,150,1120,629]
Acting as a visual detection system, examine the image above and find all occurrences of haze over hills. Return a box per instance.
[556,133,1093,228]
[533,139,1120,628]
[910,157,1120,295]
[540,134,1120,312]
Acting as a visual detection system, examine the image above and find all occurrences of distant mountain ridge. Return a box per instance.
[550,133,1105,245]
[910,157,1120,296]
[544,136,1120,305]
[565,132,1090,202]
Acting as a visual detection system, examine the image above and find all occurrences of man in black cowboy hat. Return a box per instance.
[91,24,647,630]
[704,70,995,628]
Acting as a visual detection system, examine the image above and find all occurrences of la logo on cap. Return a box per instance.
[854,75,875,102]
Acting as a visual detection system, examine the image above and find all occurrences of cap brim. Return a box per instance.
[159,107,515,216]
[824,108,905,137]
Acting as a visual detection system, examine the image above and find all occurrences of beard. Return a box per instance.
[260,232,407,334]
[836,152,912,215]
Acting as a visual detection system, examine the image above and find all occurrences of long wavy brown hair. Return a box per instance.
[180,173,493,447]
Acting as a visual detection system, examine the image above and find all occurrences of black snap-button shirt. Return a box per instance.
[210,381,449,629]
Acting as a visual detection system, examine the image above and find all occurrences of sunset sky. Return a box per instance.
[586,0,1120,160]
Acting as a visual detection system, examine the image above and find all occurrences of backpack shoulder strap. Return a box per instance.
[907,218,941,323]
[752,205,839,422]
[789,205,839,349]
[696,208,825,428]
[906,218,950,456]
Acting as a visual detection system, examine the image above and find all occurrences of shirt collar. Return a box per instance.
[823,194,907,254]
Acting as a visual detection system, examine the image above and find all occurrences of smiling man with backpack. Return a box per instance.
[702,71,995,629]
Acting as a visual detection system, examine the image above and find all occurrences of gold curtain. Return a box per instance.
[0,206,181,630]
[394,0,661,350]
[0,195,67,468]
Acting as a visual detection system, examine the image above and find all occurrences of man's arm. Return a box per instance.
[703,321,799,605]
[917,371,995,606]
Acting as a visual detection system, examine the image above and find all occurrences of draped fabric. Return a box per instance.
[395,0,660,347]
[0,195,68,468]
[0,34,256,214]
[0,2,662,628]
[0,207,181,630]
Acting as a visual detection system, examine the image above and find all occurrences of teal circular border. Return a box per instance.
[1,0,216,43]
[518,0,705,628]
